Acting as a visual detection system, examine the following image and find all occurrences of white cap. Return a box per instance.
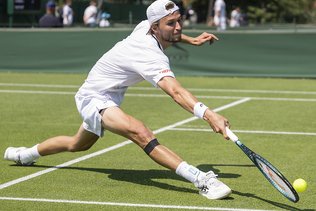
[146,0,179,25]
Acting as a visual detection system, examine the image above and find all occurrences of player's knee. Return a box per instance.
[134,126,154,147]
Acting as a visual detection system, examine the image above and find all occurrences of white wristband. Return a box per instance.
[193,102,208,119]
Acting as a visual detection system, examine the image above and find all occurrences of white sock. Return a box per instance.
[175,161,205,185]
[19,144,41,164]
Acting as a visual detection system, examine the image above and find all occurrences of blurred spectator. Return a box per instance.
[183,5,197,27]
[39,0,62,28]
[83,0,98,27]
[239,12,248,27]
[229,6,241,28]
[99,12,111,28]
[213,0,226,31]
[61,0,73,26]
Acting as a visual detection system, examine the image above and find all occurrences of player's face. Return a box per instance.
[155,11,183,48]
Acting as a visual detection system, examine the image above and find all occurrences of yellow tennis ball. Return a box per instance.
[293,178,307,193]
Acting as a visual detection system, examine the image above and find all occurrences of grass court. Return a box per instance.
[0,72,315,210]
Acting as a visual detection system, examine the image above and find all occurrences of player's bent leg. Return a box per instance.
[101,107,182,170]
[100,107,155,148]
[146,143,183,171]
[100,107,231,199]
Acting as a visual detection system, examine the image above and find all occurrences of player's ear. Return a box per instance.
[151,22,159,33]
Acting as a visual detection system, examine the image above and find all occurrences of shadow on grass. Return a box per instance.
[73,167,197,194]
[196,164,254,179]
[18,163,311,210]
[27,163,242,195]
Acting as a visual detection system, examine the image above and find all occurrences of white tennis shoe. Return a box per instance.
[196,171,232,200]
[4,147,36,166]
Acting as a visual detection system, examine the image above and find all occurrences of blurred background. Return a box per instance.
[1,0,315,77]
[1,0,316,28]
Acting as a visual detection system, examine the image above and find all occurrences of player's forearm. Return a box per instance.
[180,34,194,45]
[175,91,228,134]
[159,78,229,136]
[172,87,198,114]
[158,77,197,113]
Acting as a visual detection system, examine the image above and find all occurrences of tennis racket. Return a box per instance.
[226,127,299,203]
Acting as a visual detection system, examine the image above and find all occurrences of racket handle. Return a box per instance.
[226,127,239,142]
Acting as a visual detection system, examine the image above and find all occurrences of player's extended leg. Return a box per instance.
[4,124,98,165]
[100,106,231,200]
[37,124,99,156]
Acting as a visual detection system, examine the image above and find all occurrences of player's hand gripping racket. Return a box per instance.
[225,127,299,203]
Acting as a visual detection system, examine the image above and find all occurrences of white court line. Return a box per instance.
[130,86,316,95]
[0,82,315,95]
[0,197,273,211]
[1,89,316,102]
[170,128,316,136]
[0,89,75,95]
[0,83,78,88]
[126,93,316,102]
[0,98,250,190]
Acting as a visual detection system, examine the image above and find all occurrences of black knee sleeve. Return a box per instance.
[143,138,160,155]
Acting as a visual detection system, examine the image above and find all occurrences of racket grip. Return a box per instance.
[226,127,239,142]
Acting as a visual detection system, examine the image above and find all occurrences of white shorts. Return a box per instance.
[75,91,124,137]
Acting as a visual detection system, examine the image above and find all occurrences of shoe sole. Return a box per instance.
[200,188,232,200]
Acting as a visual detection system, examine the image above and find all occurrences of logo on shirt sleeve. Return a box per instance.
[159,69,172,74]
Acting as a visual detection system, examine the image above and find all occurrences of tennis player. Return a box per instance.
[5,0,231,200]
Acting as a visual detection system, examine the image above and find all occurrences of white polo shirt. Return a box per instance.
[78,20,174,96]
[75,20,175,136]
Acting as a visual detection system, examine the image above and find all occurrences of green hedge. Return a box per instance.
[0,29,315,78]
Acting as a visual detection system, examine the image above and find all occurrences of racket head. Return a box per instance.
[227,128,299,203]
[253,154,299,203]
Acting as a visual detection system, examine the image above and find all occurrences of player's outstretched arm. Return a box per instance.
[157,76,229,139]
[181,32,219,46]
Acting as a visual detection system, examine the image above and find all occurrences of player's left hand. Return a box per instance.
[192,32,219,46]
